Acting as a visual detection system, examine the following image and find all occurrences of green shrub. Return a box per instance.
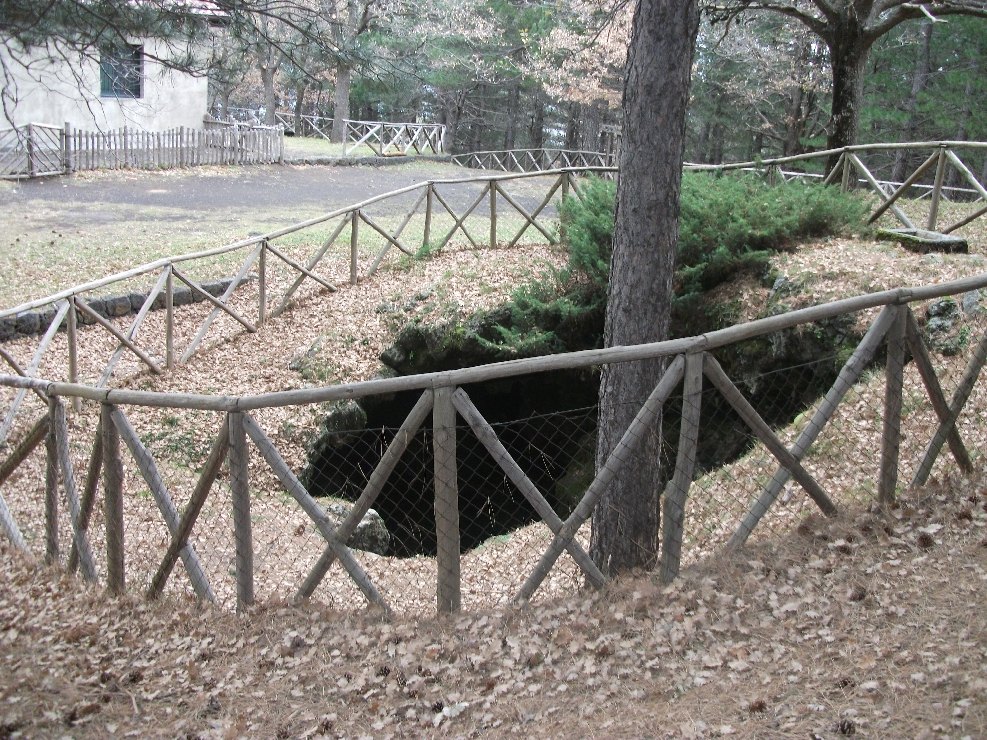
[475,171,867,357]
[558,177,617,287]
[558,171,868,296]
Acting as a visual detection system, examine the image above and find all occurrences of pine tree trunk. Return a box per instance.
[529,96,545,150]
[293,82,307,136]
[261,61,278,126]
[590,0,700,578]
[503,84,519,150]
[565,102,580,150]
[825,28,869,170]
[891,23,933,182]
[331,65,352,143]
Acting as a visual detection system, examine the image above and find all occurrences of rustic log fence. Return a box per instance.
[453,148,616,172]
[264,109,446,156]
[0,274,984,614]
[0,123,64,178]
[0,167,612,447]
[458,141,987,236]
[341,120,445,157]
[0,122,284,178]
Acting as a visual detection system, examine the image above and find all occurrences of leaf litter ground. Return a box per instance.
[1,172,986,737]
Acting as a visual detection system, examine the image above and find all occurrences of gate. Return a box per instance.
[0,123,65,179]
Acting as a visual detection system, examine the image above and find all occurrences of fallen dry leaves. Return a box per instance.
[0,472,984,738]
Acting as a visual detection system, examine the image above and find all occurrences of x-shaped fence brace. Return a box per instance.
[0,297,983,613]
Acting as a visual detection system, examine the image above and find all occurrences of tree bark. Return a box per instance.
[503,83,520,150]
[564,102,581,150]
[891,23,933,182]
[331,65,352,143]
[590,0,700,578]
[293,81,308,136]
[259,47,279,126]
[529,94,545,150]
[825,23,869,169]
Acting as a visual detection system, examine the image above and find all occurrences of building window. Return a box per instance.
[100,44,143,98]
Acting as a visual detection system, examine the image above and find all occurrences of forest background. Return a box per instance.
[197,0,987,174]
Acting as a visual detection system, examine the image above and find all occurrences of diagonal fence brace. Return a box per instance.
[452,387,607,589]
[516,354,686,603]
[241,413,389,612]
[296,389,434,599]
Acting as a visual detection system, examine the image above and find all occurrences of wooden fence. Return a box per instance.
[0,123,65,178]
[341,120,445,157]
[0,273,984,614]
[0,167,599,446]
[453,148,616,172]
[457,141,987,236]
[0,159,985,612]
[0,122,284,178]
[217,109,446,157]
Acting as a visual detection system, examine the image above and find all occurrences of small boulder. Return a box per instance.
[321,501,390,555]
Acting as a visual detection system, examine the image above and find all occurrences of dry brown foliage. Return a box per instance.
[0,472,984,738]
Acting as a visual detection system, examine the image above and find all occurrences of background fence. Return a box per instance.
[457,141,987,237]
[0,153,985,614]
[0,122,284,178]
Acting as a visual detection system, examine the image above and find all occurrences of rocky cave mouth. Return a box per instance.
[301,369,600,558]
[300,348,847,558]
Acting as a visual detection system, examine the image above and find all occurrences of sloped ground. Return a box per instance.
[1,172,987,736]
[0,471,984,738]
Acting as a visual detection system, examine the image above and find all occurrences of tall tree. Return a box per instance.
[708,0,987,158]
[590,0,700,576]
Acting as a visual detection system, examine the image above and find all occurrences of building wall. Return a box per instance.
[2,38,209,131]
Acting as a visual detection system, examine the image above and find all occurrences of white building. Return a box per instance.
[2,36,211,132]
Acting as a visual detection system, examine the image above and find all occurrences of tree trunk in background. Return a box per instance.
[590,0,700,577]
[565,102,580,150]
[891,23,934,182]
[503,83,520,150]
[947,52,978,189]
[529,95,545,150]
[260,54,278,126]
[581,103,602,151]
[293,82,307,135]
[331,65,352,143]
[440,94,465,153]
[825,26,869,171]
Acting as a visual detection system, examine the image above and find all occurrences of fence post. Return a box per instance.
[102,403,125,593]
[62,122,73,173]
[927,145,948,231]
[26,123,36,178]
[258,240,267,326]
[350,210,360,285]
[423,185,434,249]
[228,411,254,611]
[433,385,461,613]
[879,304,907,506]
[841,150,852,192]
[489,181,498,248]
[165,265,175,369]
[67,297,80,413]
[44,398,59,564]
[660,352,702,583]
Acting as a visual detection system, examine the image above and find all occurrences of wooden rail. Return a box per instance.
[456,142,987,234]
[0,273,984,613]
[453,148,616,172]
[0,168,606,444]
